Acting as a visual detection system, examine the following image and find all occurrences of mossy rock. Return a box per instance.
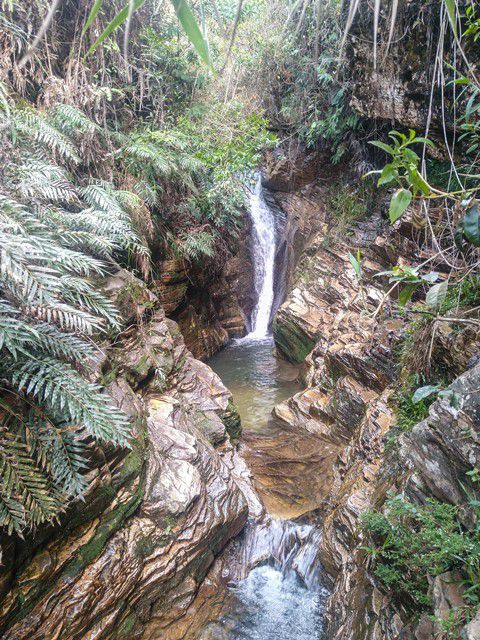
[223,399,242,440]
[272,315,315,364]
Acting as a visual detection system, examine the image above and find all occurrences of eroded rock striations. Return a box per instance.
[271,170,480,637]
[0,271,248,640]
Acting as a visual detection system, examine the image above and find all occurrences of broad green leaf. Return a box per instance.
[412,137,435,148]
[170,0,211,67]
[398,282,418,306]
[378,164,397,186]
[403,148,420,164]
[422,271,439,284]
[425,281,448,308]
[463,203,480,247]
[85,0,146,57]
[369,140,395,156]
[348,251,362,277]
[412,384,441,404]
[389,188,412,223]
[407,167,431,196]
[82,0,103,36]
[444,0,457,37]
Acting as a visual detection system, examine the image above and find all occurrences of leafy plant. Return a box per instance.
[375,264,440,307]
[0,98,151,535]
[84,0,212,67]
[368,129,434,222]
[362,494,480,610]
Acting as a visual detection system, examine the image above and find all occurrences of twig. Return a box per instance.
[18,0,62,70]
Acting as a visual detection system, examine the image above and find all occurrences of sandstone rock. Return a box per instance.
[0,314,248,639]
[176,302,229,360]
[463,611,480,640]
[153,259,188,315]
[101,268,158,325]
[261,146,320,192]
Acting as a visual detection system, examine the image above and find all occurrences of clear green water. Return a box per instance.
[208,337,300,434]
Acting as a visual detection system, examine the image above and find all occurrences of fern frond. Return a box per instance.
[23,413,88,497]
[50,104,99,137]
[16,159,77,203]
[0,492,26,536]
[34,323,98,363]
[59,275,121,329]
[24,302,105,335]
[79,182,127,217]
[13,109,80,163]
[0,299,39,358]
[0,431,61,527]
[180,230,216,261]
[3,355,131,445]
[133,180,159,207]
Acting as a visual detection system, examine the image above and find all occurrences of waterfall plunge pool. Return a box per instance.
[206,338,329,640]
[196,176,329,639]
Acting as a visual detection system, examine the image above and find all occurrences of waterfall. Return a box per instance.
[236,519,325,589]
[246,175,276,339]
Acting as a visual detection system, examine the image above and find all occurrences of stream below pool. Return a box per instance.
[198,176,329,639]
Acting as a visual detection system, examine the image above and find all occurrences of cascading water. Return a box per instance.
[204,172,328,639]
[246,175,276,338]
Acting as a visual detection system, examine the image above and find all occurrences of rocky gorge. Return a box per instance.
[1,0,480,638]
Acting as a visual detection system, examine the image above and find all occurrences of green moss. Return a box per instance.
[112,449,144,490]
[117,612,137,637]
[272,316,316,364]
[64,484,144,578]
[1,478,144,635]
[133,353,151,376]
[99,367,120,387]
[223,399,242,440]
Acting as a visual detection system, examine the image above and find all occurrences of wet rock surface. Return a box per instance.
[0,300,248,639]
[171,221,256,360]
[269,163,480,639]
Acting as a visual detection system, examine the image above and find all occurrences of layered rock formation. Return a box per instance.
[0,272,248,640]
[269,161,480,639]
[163,224,256,360]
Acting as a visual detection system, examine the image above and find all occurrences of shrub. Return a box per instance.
[362,494,480,610]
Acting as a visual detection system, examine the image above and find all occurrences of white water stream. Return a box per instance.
[245,175,277,338]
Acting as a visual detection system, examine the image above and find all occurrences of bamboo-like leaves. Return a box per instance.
[83,0,211,67]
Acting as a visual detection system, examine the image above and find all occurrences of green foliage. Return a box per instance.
[138,26,207,115]
[369,129,434,219]
[274,1,361,161]
[348,249,362,278]
[303,86,361,163]
[393,375,433,435]
[84,0,211,67]
[329,186,367,224]
[178,103,276,180]
[441,276,480,312]
[425,158,462,193]
[464,5,480,43]
[362,494,480,610]
[0,98,150,535]
[456,203,480,250]
[375,264,440,306]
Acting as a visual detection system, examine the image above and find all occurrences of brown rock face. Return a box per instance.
[347,1,447,134]
[0,298,248,639]
[262,145,320,192]
[154,259,188,315]
[268,160,480,639]
[158,219,256,359]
